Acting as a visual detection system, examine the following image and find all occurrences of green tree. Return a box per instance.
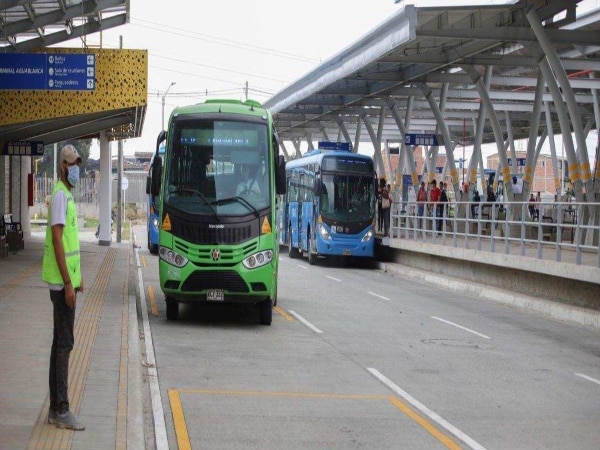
[39,139,93,178]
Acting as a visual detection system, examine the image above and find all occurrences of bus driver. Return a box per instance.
[236,163,261,196]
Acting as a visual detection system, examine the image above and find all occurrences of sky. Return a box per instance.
[68,0,600,166]
[74,0,401,159]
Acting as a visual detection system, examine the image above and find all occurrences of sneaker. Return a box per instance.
[56,410,85,431]
[47,409,57,425]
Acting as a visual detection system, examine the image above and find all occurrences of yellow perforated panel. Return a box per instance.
[0,48,147,127]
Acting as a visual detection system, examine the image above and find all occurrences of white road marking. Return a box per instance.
[297,264,308,269]
[575,373,600,386]
[368,291,390,301]
[431,316,491,340]
[289,310,323,334]
[326,276,341,282]
[368,368,487,450]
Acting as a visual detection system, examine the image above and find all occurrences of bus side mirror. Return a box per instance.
[145,176,151,195]
[275,154,286,195]
[151,156,162,197]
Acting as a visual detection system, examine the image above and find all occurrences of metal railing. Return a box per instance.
[388,200,600,268]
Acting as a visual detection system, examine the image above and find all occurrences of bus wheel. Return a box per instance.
[307,232,317,266]
[259,299,272,325]
[166,297,179,321]
[288,225,299,259]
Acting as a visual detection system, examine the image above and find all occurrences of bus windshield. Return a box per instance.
[319,173,374,222]
[164,119,270,215]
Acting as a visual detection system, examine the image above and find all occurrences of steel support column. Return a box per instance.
[336,119,353,151]
[523,71,546,198]
[544,102,561,195]
[361,112,385,180]
[420,83,460,196]
[527,7,593,195]
[463,65,514,199]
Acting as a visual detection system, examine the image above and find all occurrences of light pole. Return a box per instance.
[161,81,176,130]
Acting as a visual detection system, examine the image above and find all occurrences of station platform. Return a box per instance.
[0,229,145,450]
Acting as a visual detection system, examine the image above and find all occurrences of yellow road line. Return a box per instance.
[168,389,192,450]
[140,255,147,268]
[388,396,462,450]
[168,389,462,449]
[176,388,386,400]
[274,306,294,321]
[148,285,159,316]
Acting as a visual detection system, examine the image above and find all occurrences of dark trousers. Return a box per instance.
[377,203,383,230]
[436,205,444,231]
[49,289,75,414]
[382,207,391,235]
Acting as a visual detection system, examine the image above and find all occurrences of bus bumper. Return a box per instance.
[159,259,277,305]
[316,235,375,257]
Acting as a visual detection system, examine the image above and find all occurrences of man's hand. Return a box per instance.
[65,283,77,308]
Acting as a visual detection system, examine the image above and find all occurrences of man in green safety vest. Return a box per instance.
[42,144,85,431]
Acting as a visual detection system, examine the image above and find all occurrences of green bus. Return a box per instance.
[150,99,286,324]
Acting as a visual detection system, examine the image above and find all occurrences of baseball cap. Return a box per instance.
[60,144,82,164]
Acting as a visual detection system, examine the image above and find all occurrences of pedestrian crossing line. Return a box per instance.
[28,247,117,450]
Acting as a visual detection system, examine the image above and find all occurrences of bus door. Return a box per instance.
[286,178,301,249]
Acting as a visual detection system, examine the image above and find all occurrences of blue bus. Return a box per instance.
[146,142,165,254]
[281,142,376,264]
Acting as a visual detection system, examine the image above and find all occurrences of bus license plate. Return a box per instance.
[207,289,224,301]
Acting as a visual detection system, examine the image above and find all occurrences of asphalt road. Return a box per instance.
[134,225,600,450]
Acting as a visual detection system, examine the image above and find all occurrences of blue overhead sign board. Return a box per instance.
[1,141,45,156]
[317,141,352,151]
[0,53,95,91]
[404,133,443,147]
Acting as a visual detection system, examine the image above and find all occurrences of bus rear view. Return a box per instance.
[150,99,286,324]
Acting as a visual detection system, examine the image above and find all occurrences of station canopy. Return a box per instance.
[265,0,600,149]
[0,0,144,145]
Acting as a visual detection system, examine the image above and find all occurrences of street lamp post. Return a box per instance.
[161,81,176,130]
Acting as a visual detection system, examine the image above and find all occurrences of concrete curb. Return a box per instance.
[376,261,600,330]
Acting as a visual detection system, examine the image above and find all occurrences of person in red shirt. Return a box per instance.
[429,179,442,231]
[416,181,428,227]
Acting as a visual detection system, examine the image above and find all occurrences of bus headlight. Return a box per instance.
[242,249,274,269]
[319,224,332,240]
[159,247,188,267]
[361,229,374,242]
[151,217,159,229]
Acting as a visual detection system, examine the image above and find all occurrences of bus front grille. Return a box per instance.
[181,270,249,293]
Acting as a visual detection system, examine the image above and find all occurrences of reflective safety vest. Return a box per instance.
[42,180,81,288]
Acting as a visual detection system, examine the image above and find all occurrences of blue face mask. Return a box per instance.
[67,164,80,186]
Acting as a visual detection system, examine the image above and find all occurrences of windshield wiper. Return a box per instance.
[170,188,219,221]
[213,196,260,218]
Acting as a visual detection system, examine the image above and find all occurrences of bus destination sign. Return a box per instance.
[0,53,95,91]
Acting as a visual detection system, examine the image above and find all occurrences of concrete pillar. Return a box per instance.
[98,132,112,246]
[21,156,31,236]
